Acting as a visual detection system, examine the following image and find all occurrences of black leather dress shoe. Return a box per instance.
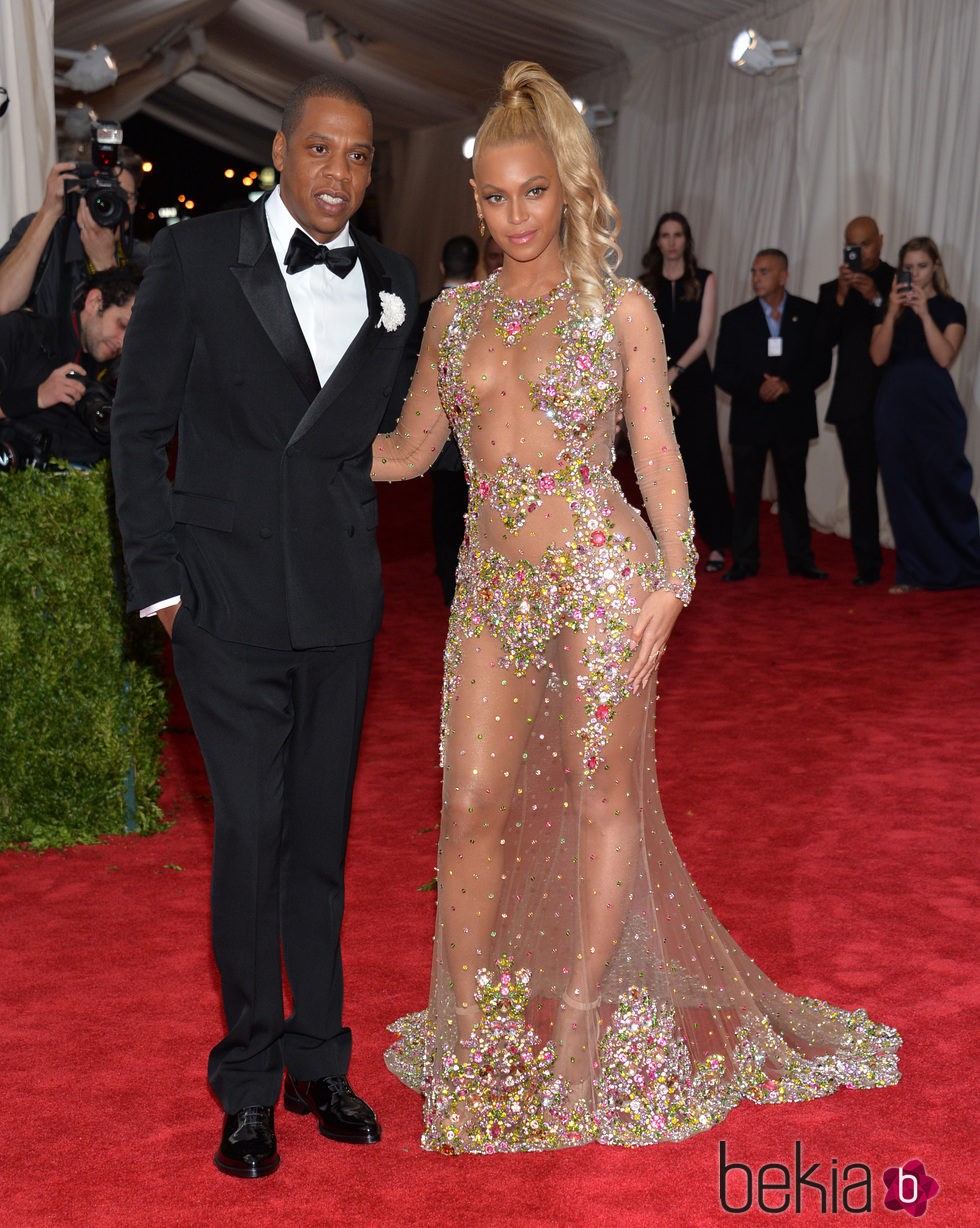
[853,572,881,586]
[722,565,758,582]
[214,1105,280,1178]
[284,1074,381,1144]
[790,565,829,580]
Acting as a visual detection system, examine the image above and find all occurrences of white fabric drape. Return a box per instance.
[606,0,980,526]
[796,0,980,520]
[0,0,56,239]
[389,0,980,532]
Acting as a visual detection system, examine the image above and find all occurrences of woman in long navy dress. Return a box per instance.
[871,236,980,592]
[640,213,732,573]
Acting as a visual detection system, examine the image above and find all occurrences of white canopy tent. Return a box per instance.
[3,0,979,526]
[0,0,56,228]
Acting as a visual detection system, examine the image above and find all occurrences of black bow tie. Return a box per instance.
[284,229,359,278]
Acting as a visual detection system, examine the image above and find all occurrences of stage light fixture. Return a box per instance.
[569,97,615,131]
[54,44,119,93]
[729,28,800,75]
[582,102,615,131]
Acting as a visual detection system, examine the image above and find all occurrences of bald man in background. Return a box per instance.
[817,217,894,585]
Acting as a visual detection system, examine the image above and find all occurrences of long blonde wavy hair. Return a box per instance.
[898,236,952,297]
[472,61,622,314]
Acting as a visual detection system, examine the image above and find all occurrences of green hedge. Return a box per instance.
[0,463,168,849]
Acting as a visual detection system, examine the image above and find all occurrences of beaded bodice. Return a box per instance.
[384,273,696,592]
[374,274,696,776]
[440,278,621,546]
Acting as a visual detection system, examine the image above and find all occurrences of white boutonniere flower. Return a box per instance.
[377,291,406,332]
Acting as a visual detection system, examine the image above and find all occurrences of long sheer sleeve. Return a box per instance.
[372,297,453,482]
[617,284,697,604]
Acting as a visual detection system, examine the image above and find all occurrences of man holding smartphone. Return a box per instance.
[816,216,894,585]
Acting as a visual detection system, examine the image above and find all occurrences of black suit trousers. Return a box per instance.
[835,416,882,577]
[731,439,814,572]
[430,469,469,605]
[171,612,373,1112]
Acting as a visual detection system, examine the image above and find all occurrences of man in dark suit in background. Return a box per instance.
[111,75,417,1178]
[817,216,894,586]
[714,249,830,581]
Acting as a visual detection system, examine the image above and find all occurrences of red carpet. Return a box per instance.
[1,478,976,1227]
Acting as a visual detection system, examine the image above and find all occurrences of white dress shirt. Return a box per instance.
[264,185,368,385]
[141,187,369,618]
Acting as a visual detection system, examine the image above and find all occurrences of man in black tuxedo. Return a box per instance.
[714,249,830,581]
[111,75,417,1178]
[817,217,894,585]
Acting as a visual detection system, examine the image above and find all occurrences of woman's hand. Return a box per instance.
[627,588,683,694]
[904,282,929,320]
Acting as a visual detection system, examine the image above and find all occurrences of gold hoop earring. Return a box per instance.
[478,215,486,238]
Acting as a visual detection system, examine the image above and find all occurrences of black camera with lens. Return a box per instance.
[67,371,113,445]
[0,419,55,474]
[64,120,132,242]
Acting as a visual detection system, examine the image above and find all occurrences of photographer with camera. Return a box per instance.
[0,266,140,469]
[816,216,894,586]
[0,122,148,322]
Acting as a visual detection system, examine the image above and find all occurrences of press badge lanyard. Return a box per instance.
[762,295,785,358]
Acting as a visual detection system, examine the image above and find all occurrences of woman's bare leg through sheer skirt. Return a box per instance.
[386,604,901,1153]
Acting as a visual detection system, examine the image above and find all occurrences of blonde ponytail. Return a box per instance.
[473,62,621,314]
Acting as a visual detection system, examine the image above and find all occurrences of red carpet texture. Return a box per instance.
[1,478,977,1228]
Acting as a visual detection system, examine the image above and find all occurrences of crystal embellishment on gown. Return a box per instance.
[386,962,900,1154]
[487,278,572,346]
[375,273,901,1154]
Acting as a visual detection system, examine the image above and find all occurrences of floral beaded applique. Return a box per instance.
[384,962,902,1154]
[443,533,654,775]
[437,276,697,777]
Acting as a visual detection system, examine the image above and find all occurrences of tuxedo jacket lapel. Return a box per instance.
[230,201,321,406]
[287,227,393,447]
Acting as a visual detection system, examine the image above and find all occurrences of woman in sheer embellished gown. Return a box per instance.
[373,62,900,1154]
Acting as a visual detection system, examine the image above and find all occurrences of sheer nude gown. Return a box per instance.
[374,274,900,1153]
